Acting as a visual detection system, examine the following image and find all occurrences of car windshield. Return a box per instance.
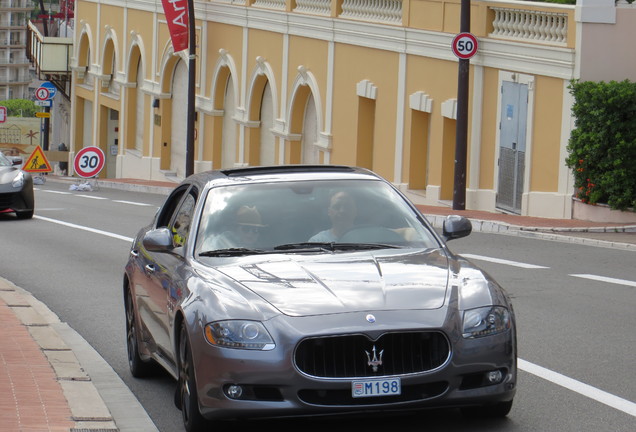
[195,179,440,256]
[0,152,11,166]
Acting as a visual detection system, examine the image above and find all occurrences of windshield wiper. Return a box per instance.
[273,242,335,252]
[273,242,401,252]
[199,248,266,257]
[332,243,401,250]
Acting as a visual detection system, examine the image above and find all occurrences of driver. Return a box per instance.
[309,191,357,242]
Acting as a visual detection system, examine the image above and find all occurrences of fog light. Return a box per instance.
[226,385,243,399]
[486,370,503,384]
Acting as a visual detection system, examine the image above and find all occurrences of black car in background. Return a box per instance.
[0,151,34,219]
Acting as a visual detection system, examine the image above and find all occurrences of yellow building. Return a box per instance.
[68,0,636,218]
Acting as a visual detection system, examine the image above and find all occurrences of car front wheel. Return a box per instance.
[178,322,208,432]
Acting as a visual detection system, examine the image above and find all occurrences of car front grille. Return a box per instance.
[294,331,450,378]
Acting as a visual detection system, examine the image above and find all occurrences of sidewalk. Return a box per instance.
[3,174,634,432]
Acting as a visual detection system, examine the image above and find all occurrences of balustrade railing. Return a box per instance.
[489,7,568,45]
[253,0,286,10]
[294,0,331,16]
[204,0,574,46]
[340,0,403,25]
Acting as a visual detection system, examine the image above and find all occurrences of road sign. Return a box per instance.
[451,32,478,60]
[37,81,57,100]
[23,146,53,173]
[35,112,51,118]
[73,146,105,178]
[35,87,50,101]
[35,100,52,107]
[0,106,6,123]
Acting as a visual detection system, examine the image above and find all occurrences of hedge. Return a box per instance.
[566,80,636,211]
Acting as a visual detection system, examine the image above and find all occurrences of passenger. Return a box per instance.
[204,205,265,250]
[309,191,357,242]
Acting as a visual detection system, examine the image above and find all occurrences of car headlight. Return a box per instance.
[204,320,275,350]
[462,306,511,339]
[12,171,25,188]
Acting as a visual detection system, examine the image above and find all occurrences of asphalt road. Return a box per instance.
[0,181,634,431]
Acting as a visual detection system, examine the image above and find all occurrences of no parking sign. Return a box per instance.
[73,146,105,178]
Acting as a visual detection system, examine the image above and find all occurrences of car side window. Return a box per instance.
[156,187,187,228]
[170,192,197,248]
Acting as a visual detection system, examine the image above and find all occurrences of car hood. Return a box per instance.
[213,249,451,317]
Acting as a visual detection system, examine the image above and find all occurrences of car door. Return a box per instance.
[135,185,198,367]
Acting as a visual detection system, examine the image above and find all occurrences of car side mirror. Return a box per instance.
[142,227,175,252]
[442,215,472,241]
[10,156,22,166]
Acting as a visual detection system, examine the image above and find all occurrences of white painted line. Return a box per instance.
[112,200,154,207]
[570,274,636,288]
[38,189,72,195]
[519,359,636,417]
[461,254,549,269]
[76,194,108,200]
[34,215,134,243]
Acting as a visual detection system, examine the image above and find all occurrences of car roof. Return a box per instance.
[184,165,383,190]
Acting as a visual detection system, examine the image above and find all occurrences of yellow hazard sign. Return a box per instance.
[23,146,53,173]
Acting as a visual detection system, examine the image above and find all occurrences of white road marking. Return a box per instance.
[461,253,549,269]
[37,189,72,195]
[519,359,636,417]
[34,215,134,242]
[30,216,636,417]
[112,200,154,207]
[570,274,636,288]
[76,194,108,200]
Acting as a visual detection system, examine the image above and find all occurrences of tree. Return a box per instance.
[0,99,38,117]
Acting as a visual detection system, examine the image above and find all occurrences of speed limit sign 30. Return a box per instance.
[452,32,478,60]
[73,146,105,178]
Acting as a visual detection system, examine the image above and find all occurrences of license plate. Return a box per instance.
[351,377,401,398]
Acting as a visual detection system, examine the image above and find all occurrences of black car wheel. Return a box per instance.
[125,289,154,377]
[178,322,207,432]
[460,399,513,418]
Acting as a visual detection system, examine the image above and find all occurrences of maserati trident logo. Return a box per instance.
[365,345,384,372]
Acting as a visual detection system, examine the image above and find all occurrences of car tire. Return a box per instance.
[125,289,155,377]
[178,322,208,432]
[460,399,513,418]
[16,210,33,220]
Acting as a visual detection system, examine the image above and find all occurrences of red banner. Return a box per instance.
[161,0,189,53]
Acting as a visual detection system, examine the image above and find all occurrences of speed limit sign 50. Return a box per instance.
[452,32,478,60]
[73,146,105,178]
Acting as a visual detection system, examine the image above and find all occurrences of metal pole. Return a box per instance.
[453,0,471,210]
[185,0,196,177]
[43,106,50,151]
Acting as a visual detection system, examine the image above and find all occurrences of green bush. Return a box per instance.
[566,80,636,211]
[0,99,38,117]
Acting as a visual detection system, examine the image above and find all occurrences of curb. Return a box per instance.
[0,277,159,432]
[0,277,118,431]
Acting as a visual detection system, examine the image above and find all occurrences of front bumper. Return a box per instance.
[191,320,516,421]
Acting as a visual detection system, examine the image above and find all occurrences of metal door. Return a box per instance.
[496,81,528,214]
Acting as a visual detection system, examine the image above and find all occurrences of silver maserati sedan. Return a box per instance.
[123,165,516,431]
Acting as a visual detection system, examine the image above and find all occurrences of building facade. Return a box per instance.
[69,0,636,218]
[0,0,32,100]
